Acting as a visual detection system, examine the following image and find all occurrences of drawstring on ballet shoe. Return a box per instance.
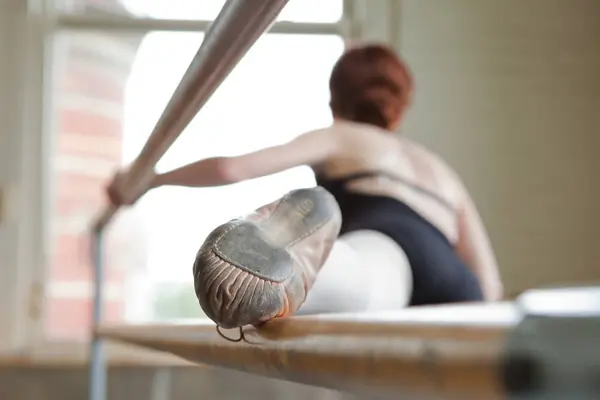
[215,325,260,345]
[216,325,244,343]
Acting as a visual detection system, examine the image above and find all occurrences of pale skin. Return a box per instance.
[108,117,503,302]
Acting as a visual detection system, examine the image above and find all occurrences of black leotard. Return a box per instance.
[316,172,484,306]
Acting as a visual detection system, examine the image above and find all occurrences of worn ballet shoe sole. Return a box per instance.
[193,187,341,329]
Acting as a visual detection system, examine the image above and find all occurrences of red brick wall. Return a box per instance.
[47,0,142,340]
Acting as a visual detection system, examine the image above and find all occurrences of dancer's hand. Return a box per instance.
[105,170,155,207]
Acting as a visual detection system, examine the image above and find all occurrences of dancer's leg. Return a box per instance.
[298,230,413,315]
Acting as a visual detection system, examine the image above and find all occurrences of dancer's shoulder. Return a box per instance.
[398,136,466,193]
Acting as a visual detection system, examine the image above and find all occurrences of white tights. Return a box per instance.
[298,230,413,315]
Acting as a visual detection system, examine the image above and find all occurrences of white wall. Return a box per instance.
[397,0,600,296]
[0,0,26,349]
[0,0,47,349]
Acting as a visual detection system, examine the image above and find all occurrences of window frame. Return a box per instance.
[1,0,383,358]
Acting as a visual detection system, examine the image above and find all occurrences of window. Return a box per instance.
[45,0,346,341]
[56,0,344,23]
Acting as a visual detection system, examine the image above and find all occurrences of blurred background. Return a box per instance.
[0,0,598,398]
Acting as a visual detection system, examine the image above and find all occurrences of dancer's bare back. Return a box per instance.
[311,121,502,301]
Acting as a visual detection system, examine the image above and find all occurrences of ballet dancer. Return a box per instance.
[107,43,503,331]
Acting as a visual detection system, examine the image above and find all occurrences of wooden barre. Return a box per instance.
[257,302,518,341]
[91,0,291,233]
[96,303,519,398]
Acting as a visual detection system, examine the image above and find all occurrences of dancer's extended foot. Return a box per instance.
[193,187,341,329]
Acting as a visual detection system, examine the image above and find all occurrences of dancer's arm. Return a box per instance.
[455,190,504,302]
[107,129,337,205]
[152,129,335,188]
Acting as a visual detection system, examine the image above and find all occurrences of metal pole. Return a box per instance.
[89,230,107,400]
[91,0,290,233]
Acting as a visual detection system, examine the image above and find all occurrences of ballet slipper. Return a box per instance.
[193,187,342,329]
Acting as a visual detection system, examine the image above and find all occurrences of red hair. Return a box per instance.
[329,43,413,129]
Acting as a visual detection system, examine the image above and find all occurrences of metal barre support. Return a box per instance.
[91,0,290,234]
[89,230,107,400]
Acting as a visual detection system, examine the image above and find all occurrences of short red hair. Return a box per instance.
[329,43,413,130]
